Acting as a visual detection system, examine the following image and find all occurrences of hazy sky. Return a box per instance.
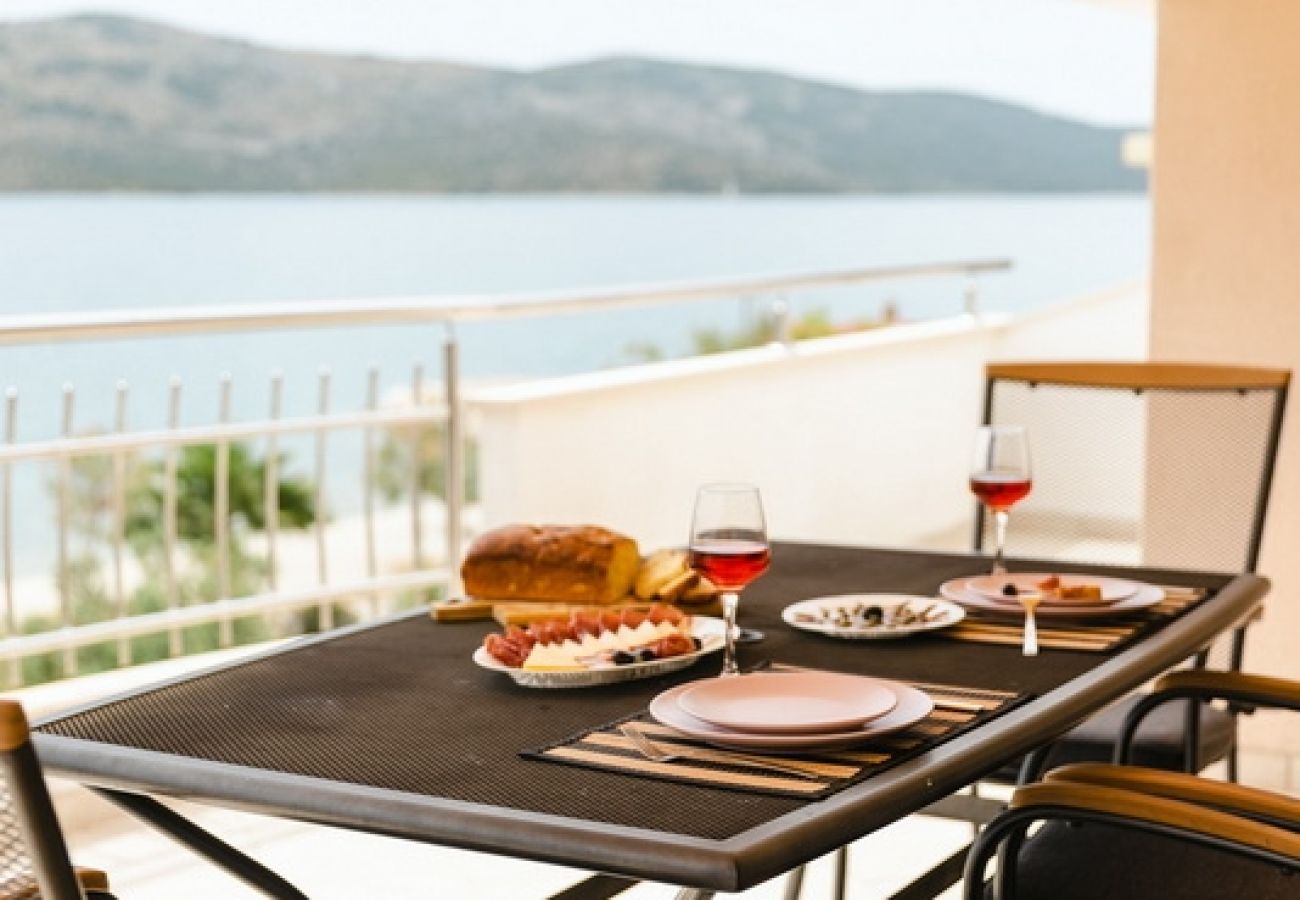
[1,1,1155,126]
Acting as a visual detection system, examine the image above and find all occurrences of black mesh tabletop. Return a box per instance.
[37,544,1231,845]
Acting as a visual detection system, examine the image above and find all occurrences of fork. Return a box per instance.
[617,724,825,780]
[1019,593,1040,657]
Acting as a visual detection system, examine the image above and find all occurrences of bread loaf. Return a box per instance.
[461,525,641,605]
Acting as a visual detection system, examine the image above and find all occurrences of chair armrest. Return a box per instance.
[1153,670,1300,708]
[964,780,1300,899]
[1045,763,1300,829]
[1008,781,1300,858]
[1115,669,1300,765]
[74,867,110,893]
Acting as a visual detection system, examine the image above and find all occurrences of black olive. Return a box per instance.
[691,637,703,650]
[612,650,636,665]
[636,648,657,662]
[1002,583,1019,596]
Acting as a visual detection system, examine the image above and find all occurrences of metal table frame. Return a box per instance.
[32,553,1267,897]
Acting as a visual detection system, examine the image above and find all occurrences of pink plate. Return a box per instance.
[966,573,1138,605]
[677,671,898,734]
[940,578,1164,619]
[649,680,934,751]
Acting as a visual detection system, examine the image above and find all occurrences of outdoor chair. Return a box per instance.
[963,669,1300,900]
[790,362,1291,900]
[977,361,1290,781]
[0,699,115,900]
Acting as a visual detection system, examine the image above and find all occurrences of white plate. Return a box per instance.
[966,573,1138,604]
[472,617,725,689]
[676,671,898,735]
[649,679,934,751]
[782,594,965,640]
[939,578,1164,619]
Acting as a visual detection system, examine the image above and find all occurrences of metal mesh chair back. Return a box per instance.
[0,779,38,899]
[0,701,87,900]
[977,363,1289,575]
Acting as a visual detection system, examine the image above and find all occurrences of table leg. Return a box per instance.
[882,845,970,900]
[545,874,638,899]
[671,890,715,899]
[782,864,806,900]
[94,788,310,900]
[831,846,848,900]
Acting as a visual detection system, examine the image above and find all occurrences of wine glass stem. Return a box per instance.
[721,591,740,677]
[992,509,1009,574]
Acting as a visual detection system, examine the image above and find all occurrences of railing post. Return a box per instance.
[964,271,980,316]
[443,325,464,598]
[57,383,76,677]
[3,388,17,687]
[215,374,233,648]
[163,377,182,657]
[111,380,130,667]
[363,365,381,617]
[314,367,333,631]
[770,295,793,347]
[264,371,282,592]
[410,363,425,570]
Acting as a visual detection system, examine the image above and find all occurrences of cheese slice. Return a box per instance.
[521,620,687,671]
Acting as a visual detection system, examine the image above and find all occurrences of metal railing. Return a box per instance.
[0,257,1009,683]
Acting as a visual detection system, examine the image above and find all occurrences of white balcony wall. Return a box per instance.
[471,283,1146,554]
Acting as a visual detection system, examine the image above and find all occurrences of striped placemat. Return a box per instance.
[939,586,1206,653]
[527,677,1024,800]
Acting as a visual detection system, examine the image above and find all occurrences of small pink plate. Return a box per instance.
[676,671,898,735]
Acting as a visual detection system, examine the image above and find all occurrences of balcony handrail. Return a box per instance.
[0,405,447,464]
[0,255,1012,685]
[0,258,1010,345]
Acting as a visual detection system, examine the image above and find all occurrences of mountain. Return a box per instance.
[0,15,1146,192]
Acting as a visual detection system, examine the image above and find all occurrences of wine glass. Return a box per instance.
[688,483,771,677]
[970,425,1032,575]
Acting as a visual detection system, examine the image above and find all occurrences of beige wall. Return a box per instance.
[1151,0,1300,759]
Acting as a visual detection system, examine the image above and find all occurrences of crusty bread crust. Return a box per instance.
[461,524,641,604]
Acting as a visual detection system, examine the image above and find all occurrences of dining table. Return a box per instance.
[31,542,1268,899]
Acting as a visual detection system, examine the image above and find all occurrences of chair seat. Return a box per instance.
[989,819,1299,900]
[989,695,1235,782]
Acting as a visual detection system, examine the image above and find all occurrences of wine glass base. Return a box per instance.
[735,628,765,644]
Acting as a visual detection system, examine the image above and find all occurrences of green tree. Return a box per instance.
[23,444,318,685]
[125,445,314,547]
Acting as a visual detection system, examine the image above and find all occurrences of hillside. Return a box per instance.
[0,15,1146,192]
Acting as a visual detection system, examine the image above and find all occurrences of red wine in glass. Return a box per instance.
[689,539,771,591]
[689,484,769,677]
[970,426,1032,574]
[969,472,1033,512]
